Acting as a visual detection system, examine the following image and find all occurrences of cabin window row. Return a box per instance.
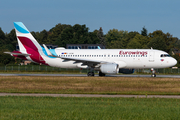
[60,55,105,57]
[112,55,147,57]
[59,55,147,57]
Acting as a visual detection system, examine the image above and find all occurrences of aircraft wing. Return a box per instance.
[60,56,108,67]
[47,54,108,67]
[61,56,104,63]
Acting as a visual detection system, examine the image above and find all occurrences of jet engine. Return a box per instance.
[119,68,134,74]
[100,63,119,74]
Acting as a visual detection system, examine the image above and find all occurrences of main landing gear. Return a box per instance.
[99,71,106,76]
[151,68,156,77]
[87,72,94,76]
[87,67,106,76]
[87,71,106,76]
[87,68,95,76]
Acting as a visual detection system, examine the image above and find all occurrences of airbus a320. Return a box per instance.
[5,22,177,77]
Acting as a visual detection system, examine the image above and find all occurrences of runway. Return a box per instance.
[0,93,180,99]
[0,73,180,78]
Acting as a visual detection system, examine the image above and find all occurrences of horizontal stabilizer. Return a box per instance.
[4,52,30,56]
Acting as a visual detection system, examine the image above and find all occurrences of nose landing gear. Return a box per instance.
[151,68,156,77]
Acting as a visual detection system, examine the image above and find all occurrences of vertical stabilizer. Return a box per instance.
[14,22,42,52]
[14,22,47,65]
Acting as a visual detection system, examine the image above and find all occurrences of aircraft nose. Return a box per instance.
[171,58,177,66]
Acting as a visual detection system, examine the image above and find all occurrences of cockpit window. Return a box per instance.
[160,54,171,57]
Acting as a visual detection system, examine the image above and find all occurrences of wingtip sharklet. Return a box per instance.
[43,44,53,56]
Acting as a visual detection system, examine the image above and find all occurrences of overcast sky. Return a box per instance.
[1,0,180,38]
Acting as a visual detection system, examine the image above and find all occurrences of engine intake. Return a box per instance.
[100,63,119,74]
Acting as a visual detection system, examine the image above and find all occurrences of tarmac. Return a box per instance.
[0,73,180,78]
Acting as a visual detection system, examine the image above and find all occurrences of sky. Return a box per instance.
[1,0,180,38]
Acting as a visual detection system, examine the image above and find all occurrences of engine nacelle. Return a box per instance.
[119,68,134,74]
[100,63,119,74]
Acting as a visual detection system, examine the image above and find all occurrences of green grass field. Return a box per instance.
[0,96,180,120]
[1,76,180,119]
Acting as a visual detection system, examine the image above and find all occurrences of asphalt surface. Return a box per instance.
[0,73,180,78]
[0,93,180,99]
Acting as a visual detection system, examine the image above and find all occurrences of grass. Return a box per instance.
[1,76,180,95]
[0,96,180,120]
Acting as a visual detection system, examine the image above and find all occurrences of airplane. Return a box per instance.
[4,22,177,77]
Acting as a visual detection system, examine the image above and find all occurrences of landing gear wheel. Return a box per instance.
[99,72,105,76]
[87,72,94,76]
[151,73,156,77]
[151,68,156,77]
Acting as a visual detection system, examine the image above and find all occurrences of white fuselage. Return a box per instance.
[40,49,177,69]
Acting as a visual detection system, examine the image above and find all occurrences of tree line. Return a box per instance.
[0,23,180,66]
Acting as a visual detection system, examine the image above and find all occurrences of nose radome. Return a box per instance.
[172,58,177,66]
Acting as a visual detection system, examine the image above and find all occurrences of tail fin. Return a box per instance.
[14,22,47,65]
[14,22,42,53]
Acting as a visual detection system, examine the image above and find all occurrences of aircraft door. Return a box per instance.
[149,51,154,62]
